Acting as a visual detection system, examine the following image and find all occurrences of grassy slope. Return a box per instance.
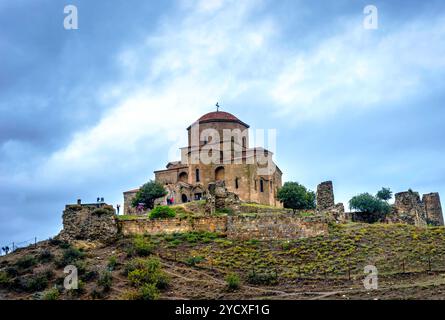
[1,223,445,300]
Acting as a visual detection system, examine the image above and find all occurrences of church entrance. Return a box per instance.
[181,194,188,203]
[215,166,225,181]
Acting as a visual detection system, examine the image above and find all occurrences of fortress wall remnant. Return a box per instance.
[316,181,335,210]
[422,192,444,226]
[118,213,329,240]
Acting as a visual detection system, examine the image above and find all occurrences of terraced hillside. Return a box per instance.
[1,223,445,300]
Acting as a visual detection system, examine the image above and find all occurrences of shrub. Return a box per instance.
[225,273,240,290]
[133,235,155,256]
[185,256,204,266]
[38,249,54,263]
[81,270,99,282]
[247,271,278,285]
[15,255,37,269]
[108,255,118,271]
[0,271,11,288]
[137,283,159,300]
[123,283,159,300]
[19,272,50,292]
[349,193,391,223]
[42,287,60,300]
[58,247,85,266]
[277,182,316,213]
[97,271,112,292]
[125,257,169,292]
[132,180,168,210]
[149,206,176,219]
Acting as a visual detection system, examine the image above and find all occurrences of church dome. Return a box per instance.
[198,111,240,122]
[190,111,249,129]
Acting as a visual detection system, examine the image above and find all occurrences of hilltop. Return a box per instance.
[2,222,445,300]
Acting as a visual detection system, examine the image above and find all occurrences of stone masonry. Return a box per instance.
[422,193,444,226]
[316,181,335,210]
[57,203,119,243]
[388,190,444,227]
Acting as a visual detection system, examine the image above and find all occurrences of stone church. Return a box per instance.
[124,110,283,214]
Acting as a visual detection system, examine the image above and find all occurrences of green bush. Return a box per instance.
[138,283,159,300]
[108,255,118,271]
[0,271,11,288]
[132,180,168,210]
[97,271,112,292]
[225,273,240,290]
[42,287,60,300]
[349,193,391,223]
[19,272,51,292]
[124,283,159,300]
[185,256,204,266]
[58,247,85,266]
[277,182,316,212]
[38,249,54,263]
[126,257,169,292]
[149,206,176,219]
[133,235,155,256]
[247,271,278,285]
[15,255,37,269]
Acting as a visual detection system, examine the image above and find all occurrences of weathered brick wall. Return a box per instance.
[118,214,328,240]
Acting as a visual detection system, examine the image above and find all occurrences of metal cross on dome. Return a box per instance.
[216,102,220,112]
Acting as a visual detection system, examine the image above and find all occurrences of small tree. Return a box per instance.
[132,181,167,210]
[376,187,392,201]
[277,182,316,213]
[349,193,391,223]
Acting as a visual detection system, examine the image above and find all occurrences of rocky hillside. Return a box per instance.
[1,223,445,300]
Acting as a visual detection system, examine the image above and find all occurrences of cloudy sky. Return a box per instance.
[1,0,444,247]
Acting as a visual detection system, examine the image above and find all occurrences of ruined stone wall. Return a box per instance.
[390,191,427,226]
[422,193,444,226]
[57,204,118,242]
[119,216,227,236]
[119,213,329,240]
[226,214,328,240]
[316,181,335,210]
[123,191,138,215]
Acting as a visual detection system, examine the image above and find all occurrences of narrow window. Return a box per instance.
[254,179,257,191]
[235,178,239,189]
[270,181,272,193]
[260,179,264,193]
[242,137,246,148]
[196,169,200,182]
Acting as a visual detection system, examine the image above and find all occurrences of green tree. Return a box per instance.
[349,193,391,223]
[277,182,316,213]
[132,181,167,210]
[376,187,392,201]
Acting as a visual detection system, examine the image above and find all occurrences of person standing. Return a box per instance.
[116,204,121,214]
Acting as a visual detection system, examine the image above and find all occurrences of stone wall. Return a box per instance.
[316,181,335,210]
[118,213,329,240]
[423,193,444,226]
[57,203,119,242]
[226,214,328,240]
[388,190,444,226]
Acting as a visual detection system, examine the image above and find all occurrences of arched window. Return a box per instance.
[260,179,264,193]
[215,166,225,181]
[195,169,200,182]
[235,178,239,189]
[178,172,188,183]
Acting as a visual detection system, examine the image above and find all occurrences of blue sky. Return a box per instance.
[1,0,445,246]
